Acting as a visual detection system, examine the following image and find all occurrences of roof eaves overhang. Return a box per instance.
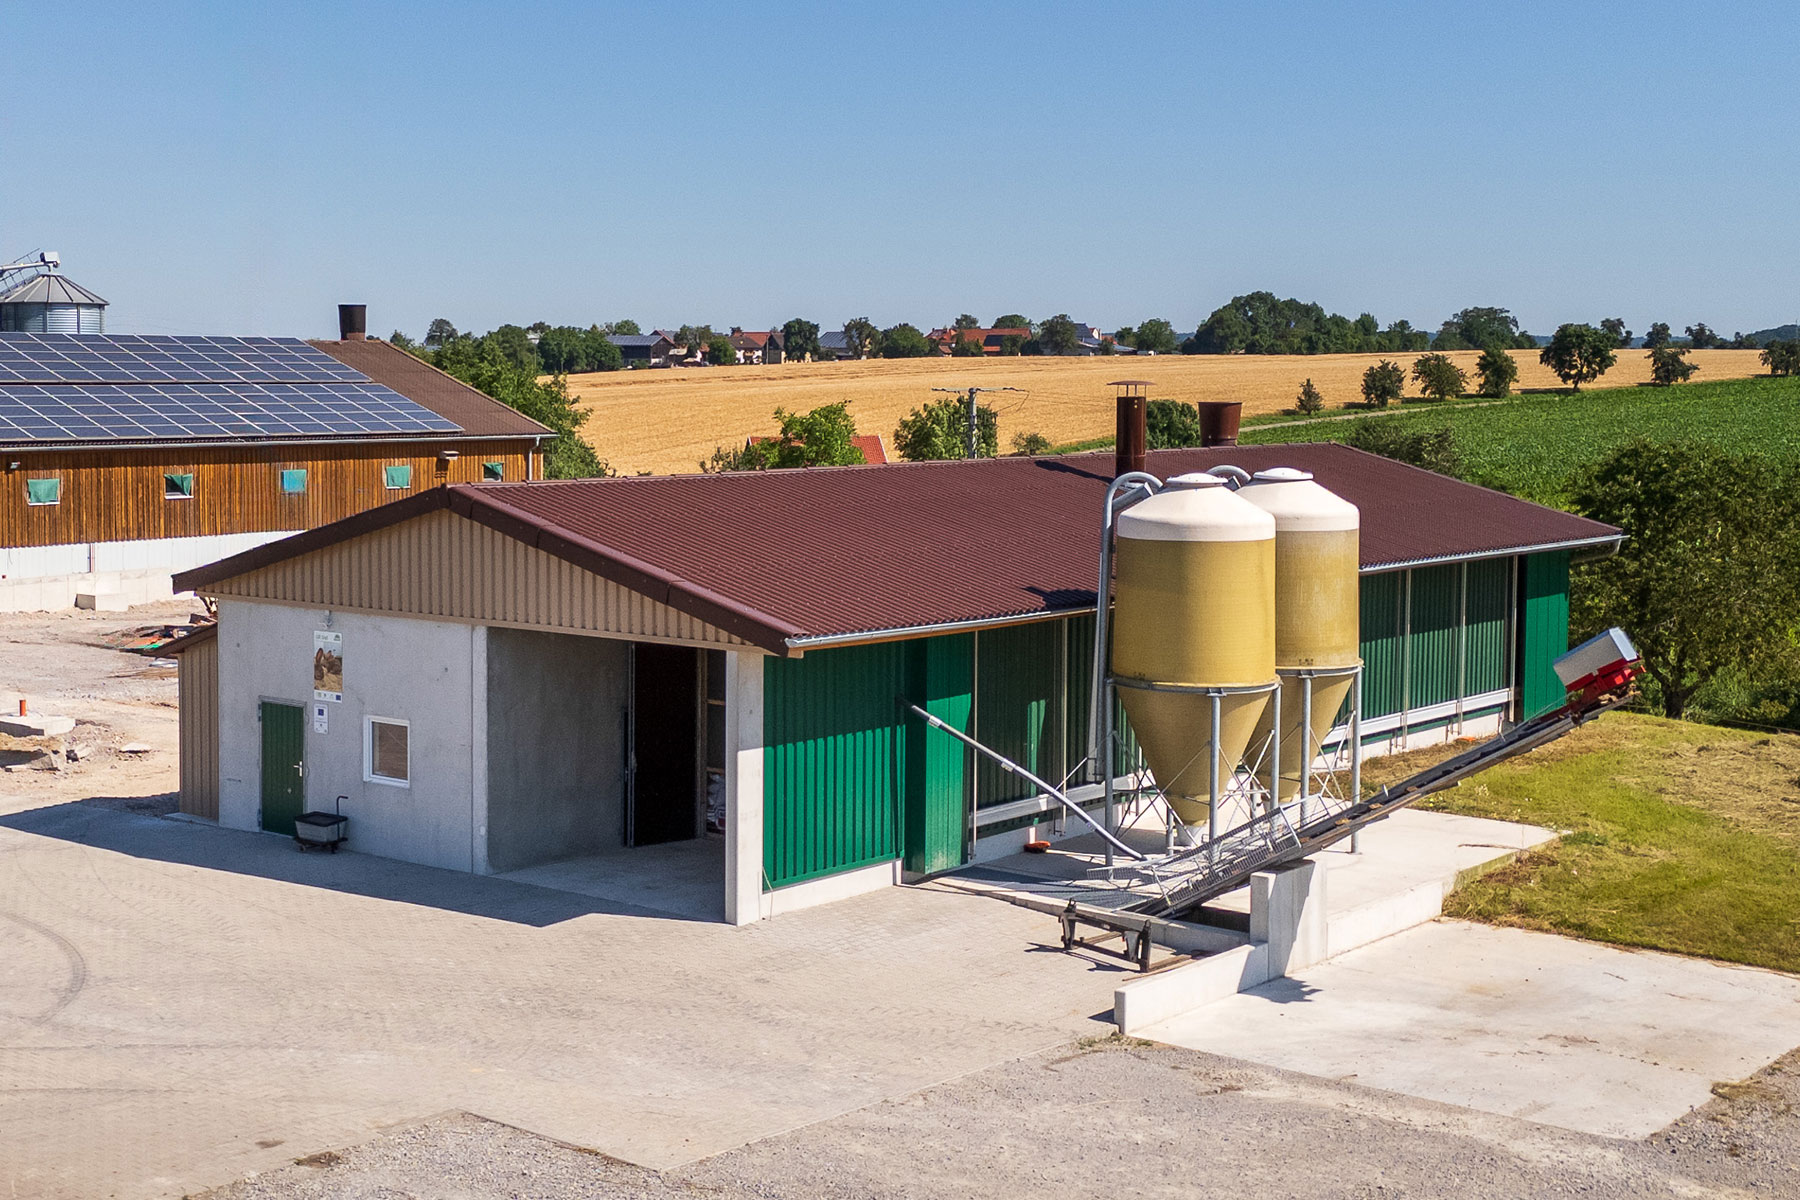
[1358,532,1624,574]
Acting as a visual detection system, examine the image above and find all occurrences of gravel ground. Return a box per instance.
[196,1038,1800,1199]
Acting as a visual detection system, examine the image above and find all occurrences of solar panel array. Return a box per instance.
[0,333,461,443]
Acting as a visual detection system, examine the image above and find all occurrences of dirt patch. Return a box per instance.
[0,603,184,818]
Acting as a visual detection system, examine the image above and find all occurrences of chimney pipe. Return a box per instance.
[1114,392,1147,479]
[337,304,367,342]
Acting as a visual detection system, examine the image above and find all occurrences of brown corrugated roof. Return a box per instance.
[177,443,1619,656]
[308,339,552,440]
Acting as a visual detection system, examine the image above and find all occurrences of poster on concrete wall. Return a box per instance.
[313,631,343,703]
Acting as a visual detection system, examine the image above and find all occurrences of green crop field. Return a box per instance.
[1243,374,1800,504]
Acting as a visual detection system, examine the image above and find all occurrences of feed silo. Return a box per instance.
[1239,467,1360,800]
[0,260,108,333]
[1111,472,1276,827]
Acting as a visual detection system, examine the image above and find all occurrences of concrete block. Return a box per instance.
[1115,943,1273,1035]
[0,713,76,738]
[1251,860,1329,976]
[75,592,130,612]
[1327,879,1447,959]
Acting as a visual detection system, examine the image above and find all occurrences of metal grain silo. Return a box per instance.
[1111,472,1276,827]
[0,269,108,333]
[1239,467,1360,800]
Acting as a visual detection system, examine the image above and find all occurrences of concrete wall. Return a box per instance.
[484,628,629,873]
[216,599,477,872]
[0,530,300,612]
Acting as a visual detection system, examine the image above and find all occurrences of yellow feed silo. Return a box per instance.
[1112,472,1276,826]
[1239,467,1361,800]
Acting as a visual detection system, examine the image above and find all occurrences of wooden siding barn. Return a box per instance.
[2,439,536,549]
[0,319,551,609]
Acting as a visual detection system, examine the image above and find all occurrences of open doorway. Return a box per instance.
[630,643,700,846]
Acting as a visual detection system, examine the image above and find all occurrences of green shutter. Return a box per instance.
[164,472,194,497]
[383,464,413,490]
[25,477,60,505]
[483,461,505,481]
[1520,551,1571,718]
[1407,564,1459,709]
[1359,573,1403,718]
[280,468,308,494]
[902,634,972,874]
[973,622,1066,808]
[762,642,906,888]
[1465,558,1510,695]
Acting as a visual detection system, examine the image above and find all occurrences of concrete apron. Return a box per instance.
[937,809,1555,1034]
[1113,811,1554,1032]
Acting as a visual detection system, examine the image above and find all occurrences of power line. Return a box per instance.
[929,385,1023,458]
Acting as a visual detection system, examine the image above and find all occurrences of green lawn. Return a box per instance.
[1361,712,1800,973]
[1244,374,1800,504]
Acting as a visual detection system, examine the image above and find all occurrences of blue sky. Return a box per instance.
[4,2,1796,340]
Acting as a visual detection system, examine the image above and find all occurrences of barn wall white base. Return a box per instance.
[0,531,300,613]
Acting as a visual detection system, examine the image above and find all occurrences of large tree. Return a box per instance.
[1145,400,1203,448]
[608,319,642,336]
[424,318,459,348]
[705,335,737,365]
[876,323,932,358]
[1037,314,1082,355]
[842,317,878,359]
[952,313,981,330]
[1684,322,1724,349]
[1411,353,1468,401]
[1643,321,1673,349]
[1600,317,1632,348]
[1433,306,1521,351]
[1569,441,1800,718]
[1539,323,1617,391]
[780,317,821,362]
[703,402,864,471]
[893,396,998,460]
[1475,346,1518,398]
[992,313,1031,331]
[1132,317,1180,355]
[432,338,610,478]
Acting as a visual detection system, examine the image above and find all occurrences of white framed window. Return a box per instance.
[363,716,410,787]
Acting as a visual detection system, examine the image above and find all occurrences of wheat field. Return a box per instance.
[563,349,1769,476]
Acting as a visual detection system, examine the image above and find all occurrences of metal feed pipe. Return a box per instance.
[906,703,1148,864]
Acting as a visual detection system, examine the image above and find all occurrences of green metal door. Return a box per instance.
[259,701,305,836]
[1519,551,1571,719]
[904,634,972,875]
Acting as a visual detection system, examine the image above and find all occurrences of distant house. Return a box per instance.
[747,433,889,465]
[607,333,678,367]
[925,327,1032,356]
[1069,321,1136,356]
[817,330,850,360]
[728,329,785,365]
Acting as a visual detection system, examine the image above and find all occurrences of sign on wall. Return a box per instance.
[312,702,329,734]
[313,631,344,703]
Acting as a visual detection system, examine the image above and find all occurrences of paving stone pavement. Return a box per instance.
[0,800,1123,1199]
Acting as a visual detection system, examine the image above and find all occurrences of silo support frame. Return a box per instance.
[1107,676,1284,864]
[1272,663,1365,846]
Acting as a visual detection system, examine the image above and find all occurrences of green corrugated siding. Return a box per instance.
[1360,573,1403,718]
[1063,614,1097,782]
[903,634,972,874]
[974,622,1066,807]
[763,642,906,888]
[1520,551,1571,718]
[1466,558,1510,695]
[1408,564,1459,709]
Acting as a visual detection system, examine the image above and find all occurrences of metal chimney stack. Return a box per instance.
[337,304,367,341]
[1111,381,1150,478]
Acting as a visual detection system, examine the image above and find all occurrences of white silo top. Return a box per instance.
[1237,467,1360,532]
[1117,474,1275,542]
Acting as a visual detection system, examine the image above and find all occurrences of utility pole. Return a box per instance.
[929,385,1023,459]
